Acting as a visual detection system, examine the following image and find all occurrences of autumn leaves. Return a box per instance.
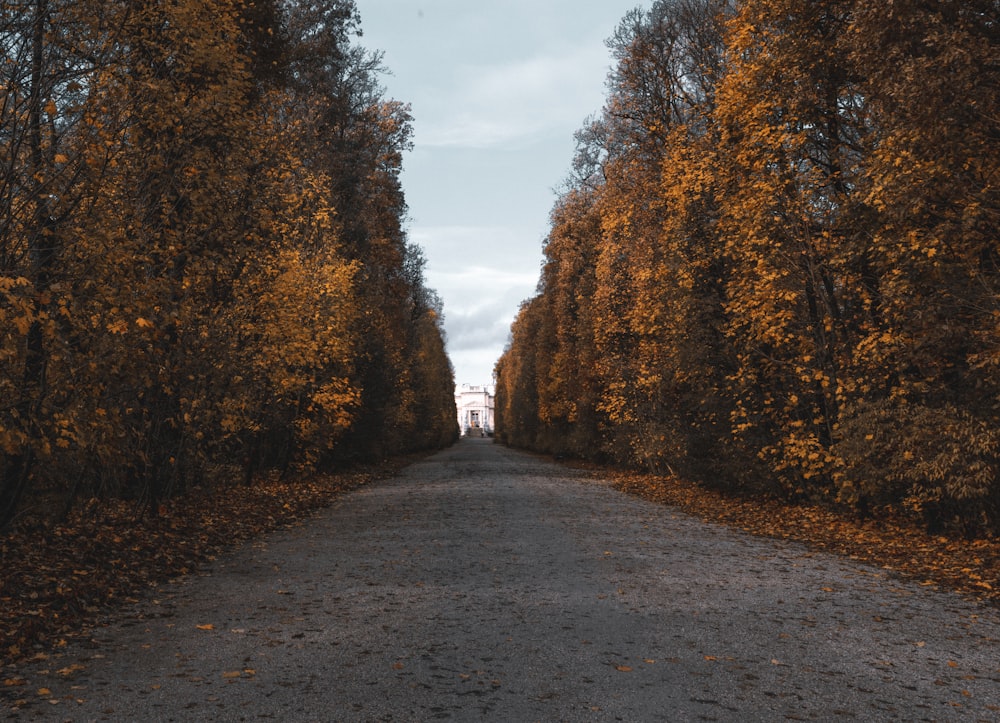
[496,0,1000,535]
[0,0,457,528]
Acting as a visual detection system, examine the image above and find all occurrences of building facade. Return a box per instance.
[455,384,495,437]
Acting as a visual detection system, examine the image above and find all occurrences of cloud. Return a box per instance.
[410,225,545,274]
[352,0,644,384]
[428,266,536,350]
[450,347,504,386]
[444,302,516,352]
[418,45,612,149]
[421,249,538,384]
[431,267,538,304]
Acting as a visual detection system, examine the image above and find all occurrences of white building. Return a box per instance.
[455,384,495,437]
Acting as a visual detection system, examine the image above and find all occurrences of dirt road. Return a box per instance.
[5,438,1000,721]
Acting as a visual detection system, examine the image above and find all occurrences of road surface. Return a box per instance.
[5,438,1000,721]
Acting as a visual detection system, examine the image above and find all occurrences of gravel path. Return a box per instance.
[5,438,1000,721]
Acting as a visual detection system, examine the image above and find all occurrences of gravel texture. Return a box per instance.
[4,437,1000,721]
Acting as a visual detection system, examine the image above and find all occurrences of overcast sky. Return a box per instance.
[353,0,645,388]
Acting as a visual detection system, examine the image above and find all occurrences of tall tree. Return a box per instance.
[0,0,123,525]
[0,0,458,529]
[536,189,601,457]
[834,0,1000,529]
[594,0,731,472]
[498,0,1000,534]
[714,0,871,498]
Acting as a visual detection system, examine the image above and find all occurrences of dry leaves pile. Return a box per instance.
[0,459,412,669]
[606,468,1000,605]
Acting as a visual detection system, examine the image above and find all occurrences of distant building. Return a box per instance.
[455,384,495,437]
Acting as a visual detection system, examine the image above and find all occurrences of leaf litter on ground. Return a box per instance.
[0,456,418,670]
[596,464,1000,607]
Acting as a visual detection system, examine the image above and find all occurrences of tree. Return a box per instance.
[0,0,124,525]
[834,0,1000,530]
[535,189,602,458]
[714,0,871,498]
[497,0,1000,534]
[593,0,731,472]
[0,0,457,529]
[495,298,545,450]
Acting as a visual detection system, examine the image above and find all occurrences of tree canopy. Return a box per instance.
[496,0,1000,536]
[0,0,458,529]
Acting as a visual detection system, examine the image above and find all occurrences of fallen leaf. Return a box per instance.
[37,688,51,696]
[616,665,633,672]
[392,662,404,670]
[196,624,214,631]
[222,671,241,679]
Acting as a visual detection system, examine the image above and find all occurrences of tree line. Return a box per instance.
[0,0,458,530]
[495,0,1000,535]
